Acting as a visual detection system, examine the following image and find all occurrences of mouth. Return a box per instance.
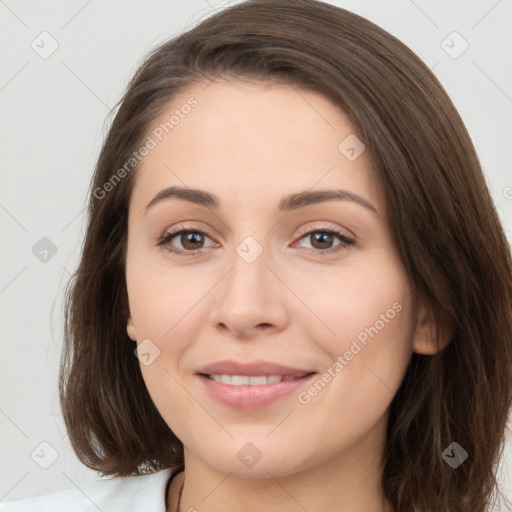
[196,370,318,409]
[200,373,315,385]
[194,359,318,409]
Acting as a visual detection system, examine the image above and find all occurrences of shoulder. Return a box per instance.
[0,468,173,512]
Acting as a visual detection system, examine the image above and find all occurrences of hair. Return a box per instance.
[59,1,512,510]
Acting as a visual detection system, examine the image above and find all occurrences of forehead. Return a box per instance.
[130,79,386,218]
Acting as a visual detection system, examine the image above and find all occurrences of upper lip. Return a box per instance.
[196,359,316,377]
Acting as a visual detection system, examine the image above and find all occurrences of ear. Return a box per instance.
[126,316,137,341]
[412,300,454,355]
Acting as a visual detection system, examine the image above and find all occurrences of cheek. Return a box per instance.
[303,254,414,388]
[294,253,410,343]
[125,245,199,337]
[293,271,413,450]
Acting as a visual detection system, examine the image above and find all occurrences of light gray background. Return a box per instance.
[1,0,511,506]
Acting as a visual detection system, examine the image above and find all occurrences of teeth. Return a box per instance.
[208,374,297,385]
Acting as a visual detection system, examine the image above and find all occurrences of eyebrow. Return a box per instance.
[145,185,379,217]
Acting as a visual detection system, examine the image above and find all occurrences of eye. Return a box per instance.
[157,226,217,256]
[156,224,355,256]
[293,227,354,255]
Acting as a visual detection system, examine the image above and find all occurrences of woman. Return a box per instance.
[2,0,511,511]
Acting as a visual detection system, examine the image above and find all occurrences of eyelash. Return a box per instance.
[156,224,355,257]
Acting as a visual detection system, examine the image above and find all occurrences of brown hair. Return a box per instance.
[59,1,512,510]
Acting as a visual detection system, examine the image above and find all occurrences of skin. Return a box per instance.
[125,79,451,512]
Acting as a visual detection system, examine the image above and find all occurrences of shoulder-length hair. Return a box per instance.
[59,1,512,510]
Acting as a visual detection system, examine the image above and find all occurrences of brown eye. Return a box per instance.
[178,231,206,250]
[309,232,336,250]
[158,228,216,255]
[157,225,354,257]
[294,229,354,254]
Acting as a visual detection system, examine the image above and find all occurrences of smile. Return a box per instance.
[204,374,307,385]
[197,372,317,409]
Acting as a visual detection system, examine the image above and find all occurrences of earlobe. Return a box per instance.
[126,318,137,341]
[412,301,454,355]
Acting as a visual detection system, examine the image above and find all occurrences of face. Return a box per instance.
[125,79,421,478]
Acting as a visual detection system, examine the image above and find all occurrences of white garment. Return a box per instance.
[0,467,174,512]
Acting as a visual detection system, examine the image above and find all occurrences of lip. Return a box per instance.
[195,359,317,410]
[195,359,315,378]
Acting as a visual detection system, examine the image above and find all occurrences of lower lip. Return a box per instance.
[196,373,317,410]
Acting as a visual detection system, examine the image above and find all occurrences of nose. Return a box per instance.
[208,243,290,339]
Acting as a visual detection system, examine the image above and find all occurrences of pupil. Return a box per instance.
[312,232,332,249]
[182,232,203,250]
